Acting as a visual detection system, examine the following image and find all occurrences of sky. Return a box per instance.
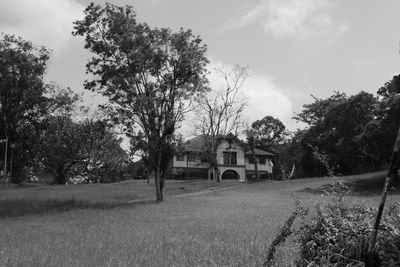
[1,0,400,137]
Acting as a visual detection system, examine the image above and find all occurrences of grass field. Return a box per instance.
[0,172,399,266]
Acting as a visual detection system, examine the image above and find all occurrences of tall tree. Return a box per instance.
[250,115,287,149]
[194,65,248,181]
[294,91,378,176]
[246,129,259,181]
[0,34,50,183]
[73,3,209,201]
[248,115,287,179]
[80,119,126,183]
[376,74,400,183]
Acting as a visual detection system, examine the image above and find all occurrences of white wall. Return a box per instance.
[216,140,246,165]
[245,157,273,173]
[173,154,209,169]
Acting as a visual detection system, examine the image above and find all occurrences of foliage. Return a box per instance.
[0,33,51,182]
[39,117,125,184]
[294,91,382,177]
[73,3,209,201]
[251,115,287,148]
[297,202,400,266]
[248,115,288,180]
[80,119,127,183]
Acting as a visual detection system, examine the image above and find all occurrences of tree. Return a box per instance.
[250,115,287,149]
[294,91,379,176]
[0,34,50,183]
[246,129,259,181]
[39,86,126,184]
[248,115,288,180]
[73,3,209,201]
[376,74,400,183]
[40,116,84,184]
[194,65,248,181]
[80,119,126,183]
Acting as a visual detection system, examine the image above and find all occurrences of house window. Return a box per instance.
[187,154,196,162]
[176,154,184,161]
[259,157,266,165]
[223,152,237,165]
[248,157,255,164]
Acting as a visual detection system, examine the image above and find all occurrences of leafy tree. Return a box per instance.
[294,91,378,176]
[0,34,50,183]
[246,129,259,180]
[73,3,209,201]
[376,74,400,183]
[247,115,287,180]
[250,115,287,149]
[80,119,126,183]
[40,116,84,184]
[40,116,125,184]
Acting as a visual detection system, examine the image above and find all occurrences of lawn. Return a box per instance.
[0,172,398,266]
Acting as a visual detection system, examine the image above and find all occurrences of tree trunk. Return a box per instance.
[154,151,163,202]
[252,149,259,181]
[160,172,165,201]
[56,164,67,184]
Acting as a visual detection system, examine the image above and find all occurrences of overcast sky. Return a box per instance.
[1,0,400,135]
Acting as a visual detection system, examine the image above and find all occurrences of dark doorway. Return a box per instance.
[221,170,239,180]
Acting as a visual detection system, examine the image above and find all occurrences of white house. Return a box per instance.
[172,133,275,182]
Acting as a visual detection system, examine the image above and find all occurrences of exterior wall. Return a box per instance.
[219,166,246,182]
[215,140,247,182]
[173,154,209,169]
[216,139,246,166]
[244,157,273,173]
[173,154,188,168]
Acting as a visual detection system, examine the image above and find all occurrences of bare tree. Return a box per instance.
[194,65,248,181]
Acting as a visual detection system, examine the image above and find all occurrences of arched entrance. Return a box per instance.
[221,169,239,180]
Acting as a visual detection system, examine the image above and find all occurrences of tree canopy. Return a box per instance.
[73,3,209,201]
[0,33,51,182]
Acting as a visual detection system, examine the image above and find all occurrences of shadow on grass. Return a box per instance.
[0,198,156,220]
[299,173,400,196]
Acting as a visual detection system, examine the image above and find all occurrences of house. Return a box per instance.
[172,133,275,182]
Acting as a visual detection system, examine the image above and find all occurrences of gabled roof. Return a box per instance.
[181,135,208,152]
[179,134,275,156]
[245,148,275,156]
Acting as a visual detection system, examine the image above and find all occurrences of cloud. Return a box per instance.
[219,0,347,39]
[207,60,293,123]
[0,0,84,52]
[181,59,294,137]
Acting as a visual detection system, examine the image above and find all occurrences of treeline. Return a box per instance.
[275,75,400,178]
[1,2,399,199]
[0,34,129,184]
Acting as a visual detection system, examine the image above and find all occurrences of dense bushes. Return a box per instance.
[297,202,400,266]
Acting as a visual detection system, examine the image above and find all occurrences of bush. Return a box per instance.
[297,202,400,266]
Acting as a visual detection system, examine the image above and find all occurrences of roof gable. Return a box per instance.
[179,133,275,157]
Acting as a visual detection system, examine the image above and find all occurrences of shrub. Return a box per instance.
[297,202,400,266]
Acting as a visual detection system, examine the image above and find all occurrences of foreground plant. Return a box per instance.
[297,202,400,266]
